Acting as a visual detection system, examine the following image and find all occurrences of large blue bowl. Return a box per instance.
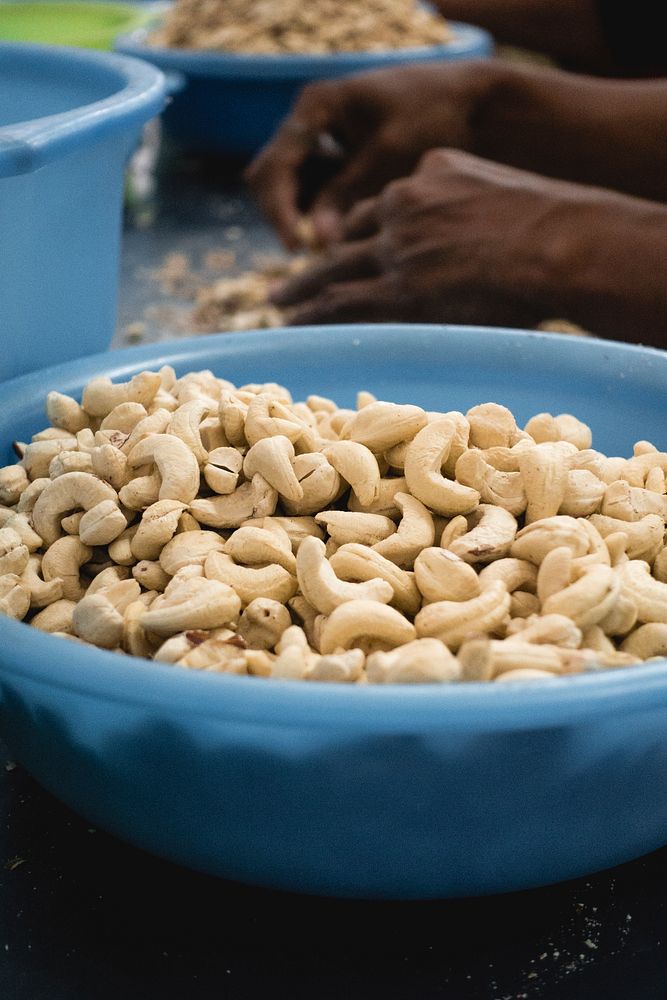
[115,20,493,157]
[0,42,165,382]
[1,325,667,899]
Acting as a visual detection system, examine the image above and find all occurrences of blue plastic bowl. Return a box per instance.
[0,42,166,382]
[1,324,667,900]
[114,20,493,157]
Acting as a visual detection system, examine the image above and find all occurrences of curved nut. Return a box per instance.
[589,513,664,563]
[319,600,416,655]
[226,524,296,574]
[315,510,395,547]
[30,598,76,633]
[48,450,94,479]
[203,447,243,495]
[0,573,31,620]
[348,475,408,517]
[32,472,118,546]
[281,453,342,515]
[91,444,130,491]
[16,477,50,514]
[372,493,434,568]
[559,469,605,517]
[45,391,90,434]
[82,371,161,418]
[458,638,563,681]
[21,439,73,480]
[141,577,241,637]
[541,564,620,628]
[84,565,131,595]
[167,399,214,465]
[190,474,278,529]
[177,637,248,674]
[126,433,200,504]
[596,589,638,637]
[366,638,460,684]
[404,421,479,516]
[466,403,518,450]
[321,441,381,507]
[205,551,297,607]
[509,591,541,618]
[0,465,29,505]
[505,613,582,648]
[329,543,421,616]
[414,548,480,603]
[478,557,537,595]
[159,530,225,576]
[621,623,667,659]
[244,394,304,447]
[78,500,127,546]
[237,598,292,650]
[535,546,573,604]
[518,442,575,523]
[20,555,63,608]
[448,504,517,564]
[107,526,139,566]
[243,435,303,502]
[617,560,667,624]
[345,401,427,453]
[307,649,365,683]
[510,516,590,565]
[42,536,92,601]
[415,581,510,651]
[296,536,393,616]
[72,580,141,649]
[100,402,148,434]
[132,560,172,592]
[129,499,187,561]
[601,480,667,522]
[0,527,30,577]
[454,449,523,516]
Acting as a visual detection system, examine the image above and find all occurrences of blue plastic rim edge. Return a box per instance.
[114,21,494,78]
[1,323,667,731]
[0,41,166,177]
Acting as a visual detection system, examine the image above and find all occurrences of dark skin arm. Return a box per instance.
[272,148,667,347]
[246,60,667,249]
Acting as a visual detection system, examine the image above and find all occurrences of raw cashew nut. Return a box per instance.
[295,536,393,615]
[601,480,667,522]
[281,453,342,515]
[315,510,395,547]
[414,548,480,603]
[348,475,408,517]
[589,513,664,563]
[466,403,519,449]
[125,433,200,504]
[366,638,461,684]
[307,649,365,683]
[168,399,215,465]
[0,573,31,620]
[404,420,480,516]
[79,500,127,546]
[225,524,296,573]
[30,599,76,633]
[372,493,434,567]
[159,530,225,576]
[243,435,303,502]
[189,474,277,528]
[321,441,381,507]
[244,394,304,446]
[141,577,241,637]
[458,638,564,681]
[82,372,161,418]
[32,472,118,546]
[205,551,297,607]
[415,580,510,651]
[541,564,620,628]
[130,499,187,561]
[447,504,517,564]
[345,401,428,453]
[203,447,243,495]
[478,557,537,595]
[72,580,141,649]
[621,623,667,659]
[0,465,29,505]
[41,536,92,601]
[237,598,292,650]
[454,449,524,516]
[329,543,422,616]
[519,442,576,523]
[510,516,590,565]
[45,391,90,434]
[617,560,667,624]
[319,600,416,654]
[20,554,63,608]
[0,527,30,577]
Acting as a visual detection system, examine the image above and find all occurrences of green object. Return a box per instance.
[0,2,152,50]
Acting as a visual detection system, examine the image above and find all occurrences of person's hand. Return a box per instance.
[245,61,497,249]
[271,147,667,341]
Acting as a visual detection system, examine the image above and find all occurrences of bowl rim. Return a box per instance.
[2,322,667,733]
[114,20,493,79]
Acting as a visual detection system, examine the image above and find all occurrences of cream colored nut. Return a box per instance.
[42,536,92,601]
[243,515,324,553]
[21,439,73,480]
[121,408,172,455]
[541,564,620,628]
[117,469,161,512]
[271,642,317,680]
[329,543,421,616]
[243,435,303,502]
[371,493,434,568]
[653,548,667,583]
[45,391,90,434]
[244,393,304,446]
[447,504,517,564]
[90,444,129,491]
[296,536,393,616]
[355,390,376,409]
[621,623,667,659]
[72,579,141,649]
[94,428,130,451]
[141,577,241,637]
[287,595,320,649]
[510,516,590,565]
[619,449,667,484]
[275,624,310,654]
[100,402,148,434]
[552,414,593,449]
[122,598,160,659]
[478,557,537,595]
[0,573,31,620]
[494,668,558,683]
[572,517,611,571]
[225,524,296,573]
[20,555,63,608]
[348,475,408,517]
[580,625,617,655]
[30,598,76,633]
[603,531,629,566]
[505,613,582,648]
[439,514,468,548]
[601,480,667,522]
[306,394,337,414]
[617,560,667,624]
[466,403,518,449]
[203,447,243,495]
[281,453,342,515]
[237,598,292,650]
[153,630,210,663]
[306,649,365,683]
[126,433,200,504]
[596,590,638,637]
[48,450,94,479]
[240,647,275,676]
[518,442,575,524]
[159,530,225,576]
[32,472,118,546]
[559,469,605,517]
[178,370,228,403]
[0,527,30,577]
[523,413,559,443]
[132,560,171,592]
[240,381,292,403]
[129,499,187,561]
[414,548,480,603]
[82,371,161,418]
[199,417,229,453]
[0,465,29,505]
[367,638,460,684]
[189,474,277,528]
[31,426,77,444]
[205,551,297,607]
[589,513,664,563]
[177,636,248,674]
[536,546,573,604]
[403,420,479,516]
[16,477,50,514]
[168,398,216,465]
[645,466,666,494]
[319,600,416,655]
[315,510,395,547]
[176,511,201,533]
[84,565,131,595]
[454,449,524,517]
[321,440,381,507]
[78,500,127,547]
[458,637,564,681]
[415,580,510,651]
[107,525,139,567]
[219,390,251,447]
[509,591,541,618]
[345,401,427,453]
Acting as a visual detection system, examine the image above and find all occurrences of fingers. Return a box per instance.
[341,197,380,241]
[285,278,392,325]
[272,238,379,307]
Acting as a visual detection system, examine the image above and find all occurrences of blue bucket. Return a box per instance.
[0,42,166,381]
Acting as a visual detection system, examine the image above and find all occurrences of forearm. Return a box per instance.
[472,63,667,203]
[432,0,613,70]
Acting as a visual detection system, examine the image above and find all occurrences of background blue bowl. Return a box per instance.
[1,324,667,900]
[0,42,165,382]
[115,20,493,157]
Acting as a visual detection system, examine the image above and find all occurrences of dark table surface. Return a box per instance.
[2,140,666,1000]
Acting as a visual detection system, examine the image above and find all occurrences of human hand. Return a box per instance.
[245,61,496,249]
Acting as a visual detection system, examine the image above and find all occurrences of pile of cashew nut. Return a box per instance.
[2,366,667,684]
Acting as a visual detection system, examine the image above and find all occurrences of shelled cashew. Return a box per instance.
[3,366,667,685]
